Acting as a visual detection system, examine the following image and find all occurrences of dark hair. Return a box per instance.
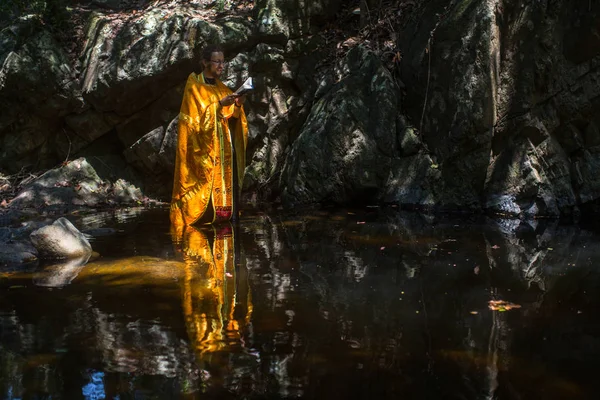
[202,44,224,62]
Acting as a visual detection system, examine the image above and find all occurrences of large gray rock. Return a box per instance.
[383,154,442,208]
[0,2,353,205]
[281,46,430,205]
[482,0,600,217]
[30,217,92,260]
[397,0,600,216]
[9,157,145,209]
[398,0,498,208]
[79,8,250,117]
[10,158,109,209]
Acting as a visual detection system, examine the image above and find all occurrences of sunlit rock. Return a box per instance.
[10,158,108,209]
[9,158,146,208]
[30,217,92,260]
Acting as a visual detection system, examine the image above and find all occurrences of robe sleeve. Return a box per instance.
[231,103,243,119]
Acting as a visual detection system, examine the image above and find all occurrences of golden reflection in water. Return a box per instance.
[172,222,252,360]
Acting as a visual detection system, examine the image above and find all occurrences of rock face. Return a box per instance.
[483,0,600,217]
[399,0,600,215]
[0,16,81,171]
[399,0,498,209]
[281,46,437,206]
[1,0,599,217]
[30,217,92,260]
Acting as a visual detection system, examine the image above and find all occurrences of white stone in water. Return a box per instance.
[30,217,92,260]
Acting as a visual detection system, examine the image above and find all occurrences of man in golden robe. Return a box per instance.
[170,44,248,227]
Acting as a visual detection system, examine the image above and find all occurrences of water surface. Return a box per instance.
[1,207,599,399]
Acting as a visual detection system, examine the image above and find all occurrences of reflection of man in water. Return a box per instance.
[173,223,251,360]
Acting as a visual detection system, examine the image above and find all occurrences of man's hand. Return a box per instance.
[234,94,246,107]
[219,94,236,107]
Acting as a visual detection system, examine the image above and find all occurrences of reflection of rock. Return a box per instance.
[33,254,90,287]
[94,308,193,378]
[30,217,92,260]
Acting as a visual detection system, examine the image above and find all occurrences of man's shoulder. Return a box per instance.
[187,72,200,82]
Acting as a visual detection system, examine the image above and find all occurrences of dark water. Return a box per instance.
[1,207,600,399]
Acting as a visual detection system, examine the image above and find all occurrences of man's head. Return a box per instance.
[201,44,225,78]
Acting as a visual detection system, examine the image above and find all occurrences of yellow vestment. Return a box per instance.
[175,224,252,357]
[170,72,248,227]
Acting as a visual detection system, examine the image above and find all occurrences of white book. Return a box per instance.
[234,77,253,96]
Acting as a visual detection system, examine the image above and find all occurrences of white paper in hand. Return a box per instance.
[234,77,253,96]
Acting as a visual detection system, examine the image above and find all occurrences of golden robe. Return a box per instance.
[170,72,248,226]
[176,224,252,356]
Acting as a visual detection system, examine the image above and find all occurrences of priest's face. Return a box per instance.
[203,51,225,78]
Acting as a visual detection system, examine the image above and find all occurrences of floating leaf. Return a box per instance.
[488,300,521,311]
